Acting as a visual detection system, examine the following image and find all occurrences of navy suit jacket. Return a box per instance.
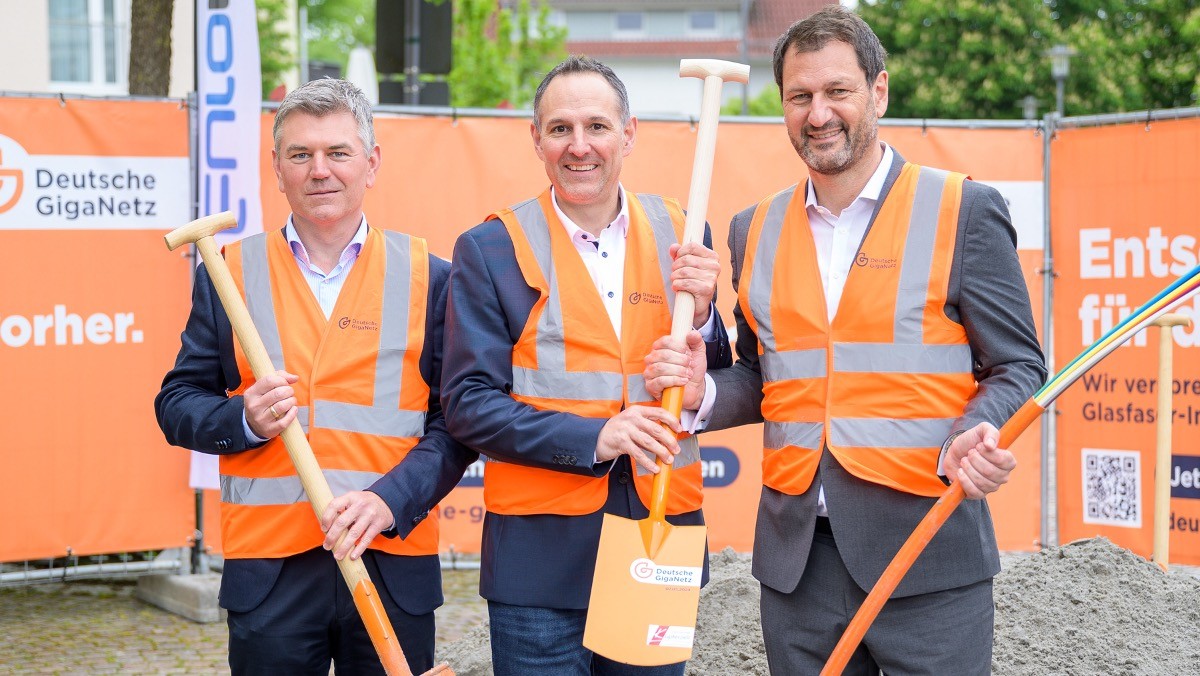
[154,227,477,615]
[709,151,1048,599]
[441,211,731,609]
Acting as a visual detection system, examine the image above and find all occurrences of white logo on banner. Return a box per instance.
[198,0,263,246]
[0,134,187,230]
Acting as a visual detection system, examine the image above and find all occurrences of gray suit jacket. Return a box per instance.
[709,151,1047,598]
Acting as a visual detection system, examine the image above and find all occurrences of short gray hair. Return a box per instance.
[273,78,375,152]
[773,5,887,90]
[532,55,631,129]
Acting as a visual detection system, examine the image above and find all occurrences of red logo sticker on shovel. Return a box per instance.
[646,625,695,648]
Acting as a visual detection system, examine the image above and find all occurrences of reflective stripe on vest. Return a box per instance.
[747,165,973,497]
[221,469,384,505]
[486,190,702,515]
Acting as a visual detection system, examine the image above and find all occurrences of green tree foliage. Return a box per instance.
[854,0,1200,119]
[448,0,567,108]
[304,0,376,68]
[721,83,784,116]
[258,0,295,98]
[1051,0,1200,112]
[858,0,1061,119]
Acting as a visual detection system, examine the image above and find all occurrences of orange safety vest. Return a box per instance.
[739,163,976,498]
[485,190,703,516]
[220,227,438,558]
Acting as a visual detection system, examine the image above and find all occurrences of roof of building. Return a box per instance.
[567,39,744,59]
[746,0,834,56]
[553,0,836,59]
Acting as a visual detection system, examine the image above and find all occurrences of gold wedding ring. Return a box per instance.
[269,404,281,420]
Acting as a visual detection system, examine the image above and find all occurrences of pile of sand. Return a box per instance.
[440,537,1200,675]
[993,538,1200,675]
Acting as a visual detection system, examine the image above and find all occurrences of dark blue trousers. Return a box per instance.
[226,547,435,675]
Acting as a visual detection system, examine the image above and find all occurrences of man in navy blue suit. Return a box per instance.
[156,78,475,674]
[440,56,731,676]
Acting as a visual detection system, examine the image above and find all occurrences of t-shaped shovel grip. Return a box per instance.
[163,212,444,676]
[671,59,750,339]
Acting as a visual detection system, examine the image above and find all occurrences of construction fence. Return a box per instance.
[0,94,1197,569]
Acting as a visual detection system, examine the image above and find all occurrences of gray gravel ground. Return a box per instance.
[3,547,1197,675]
[0,569,486,675]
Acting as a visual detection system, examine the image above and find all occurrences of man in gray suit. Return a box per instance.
[643,6,1046,674]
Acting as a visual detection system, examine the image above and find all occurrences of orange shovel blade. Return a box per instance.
[583,513,707,666]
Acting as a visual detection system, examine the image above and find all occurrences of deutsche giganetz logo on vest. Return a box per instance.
[855,251,898,270]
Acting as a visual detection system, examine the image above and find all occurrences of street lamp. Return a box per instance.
[1020,95,1039,121]
[1046,44,1076,117]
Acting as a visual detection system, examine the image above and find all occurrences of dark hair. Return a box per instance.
[772,5,887,89]
[532,55,631,128]
[273,78,374,152]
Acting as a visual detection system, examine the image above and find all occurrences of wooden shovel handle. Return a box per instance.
[646,61,750,523]
[821,398,1044,675]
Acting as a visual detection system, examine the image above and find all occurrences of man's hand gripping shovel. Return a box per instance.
[166,213,452,676]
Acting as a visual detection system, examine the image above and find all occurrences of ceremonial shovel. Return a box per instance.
[583,58,750,667]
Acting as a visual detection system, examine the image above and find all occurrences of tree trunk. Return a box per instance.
[128,0,174,96]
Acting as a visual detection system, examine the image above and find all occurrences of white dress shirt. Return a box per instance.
[549,186,717,439]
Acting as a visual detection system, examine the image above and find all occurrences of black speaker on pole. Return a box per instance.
[419,0,453,75]
[376,0,453,76]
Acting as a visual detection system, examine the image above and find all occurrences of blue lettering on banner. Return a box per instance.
[201,5,246,232]
[1171,455,1200,500]
[700,446,740,487]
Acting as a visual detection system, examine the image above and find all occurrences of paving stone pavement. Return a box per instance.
[0,569,487,675]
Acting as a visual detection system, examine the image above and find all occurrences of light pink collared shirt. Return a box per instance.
[283,216,370,319]
[549,186,632,334]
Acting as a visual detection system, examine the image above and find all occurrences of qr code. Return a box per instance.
[1081,448,1142,528]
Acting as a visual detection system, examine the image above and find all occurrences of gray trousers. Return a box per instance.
[759,529,993,675]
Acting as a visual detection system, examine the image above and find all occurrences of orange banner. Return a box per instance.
[1051,119,1200,565]
[0,98,193,561]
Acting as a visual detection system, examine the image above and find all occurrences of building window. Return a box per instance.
[614,12,644,38]
[688,11,718,36]
[49,0,127,93]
